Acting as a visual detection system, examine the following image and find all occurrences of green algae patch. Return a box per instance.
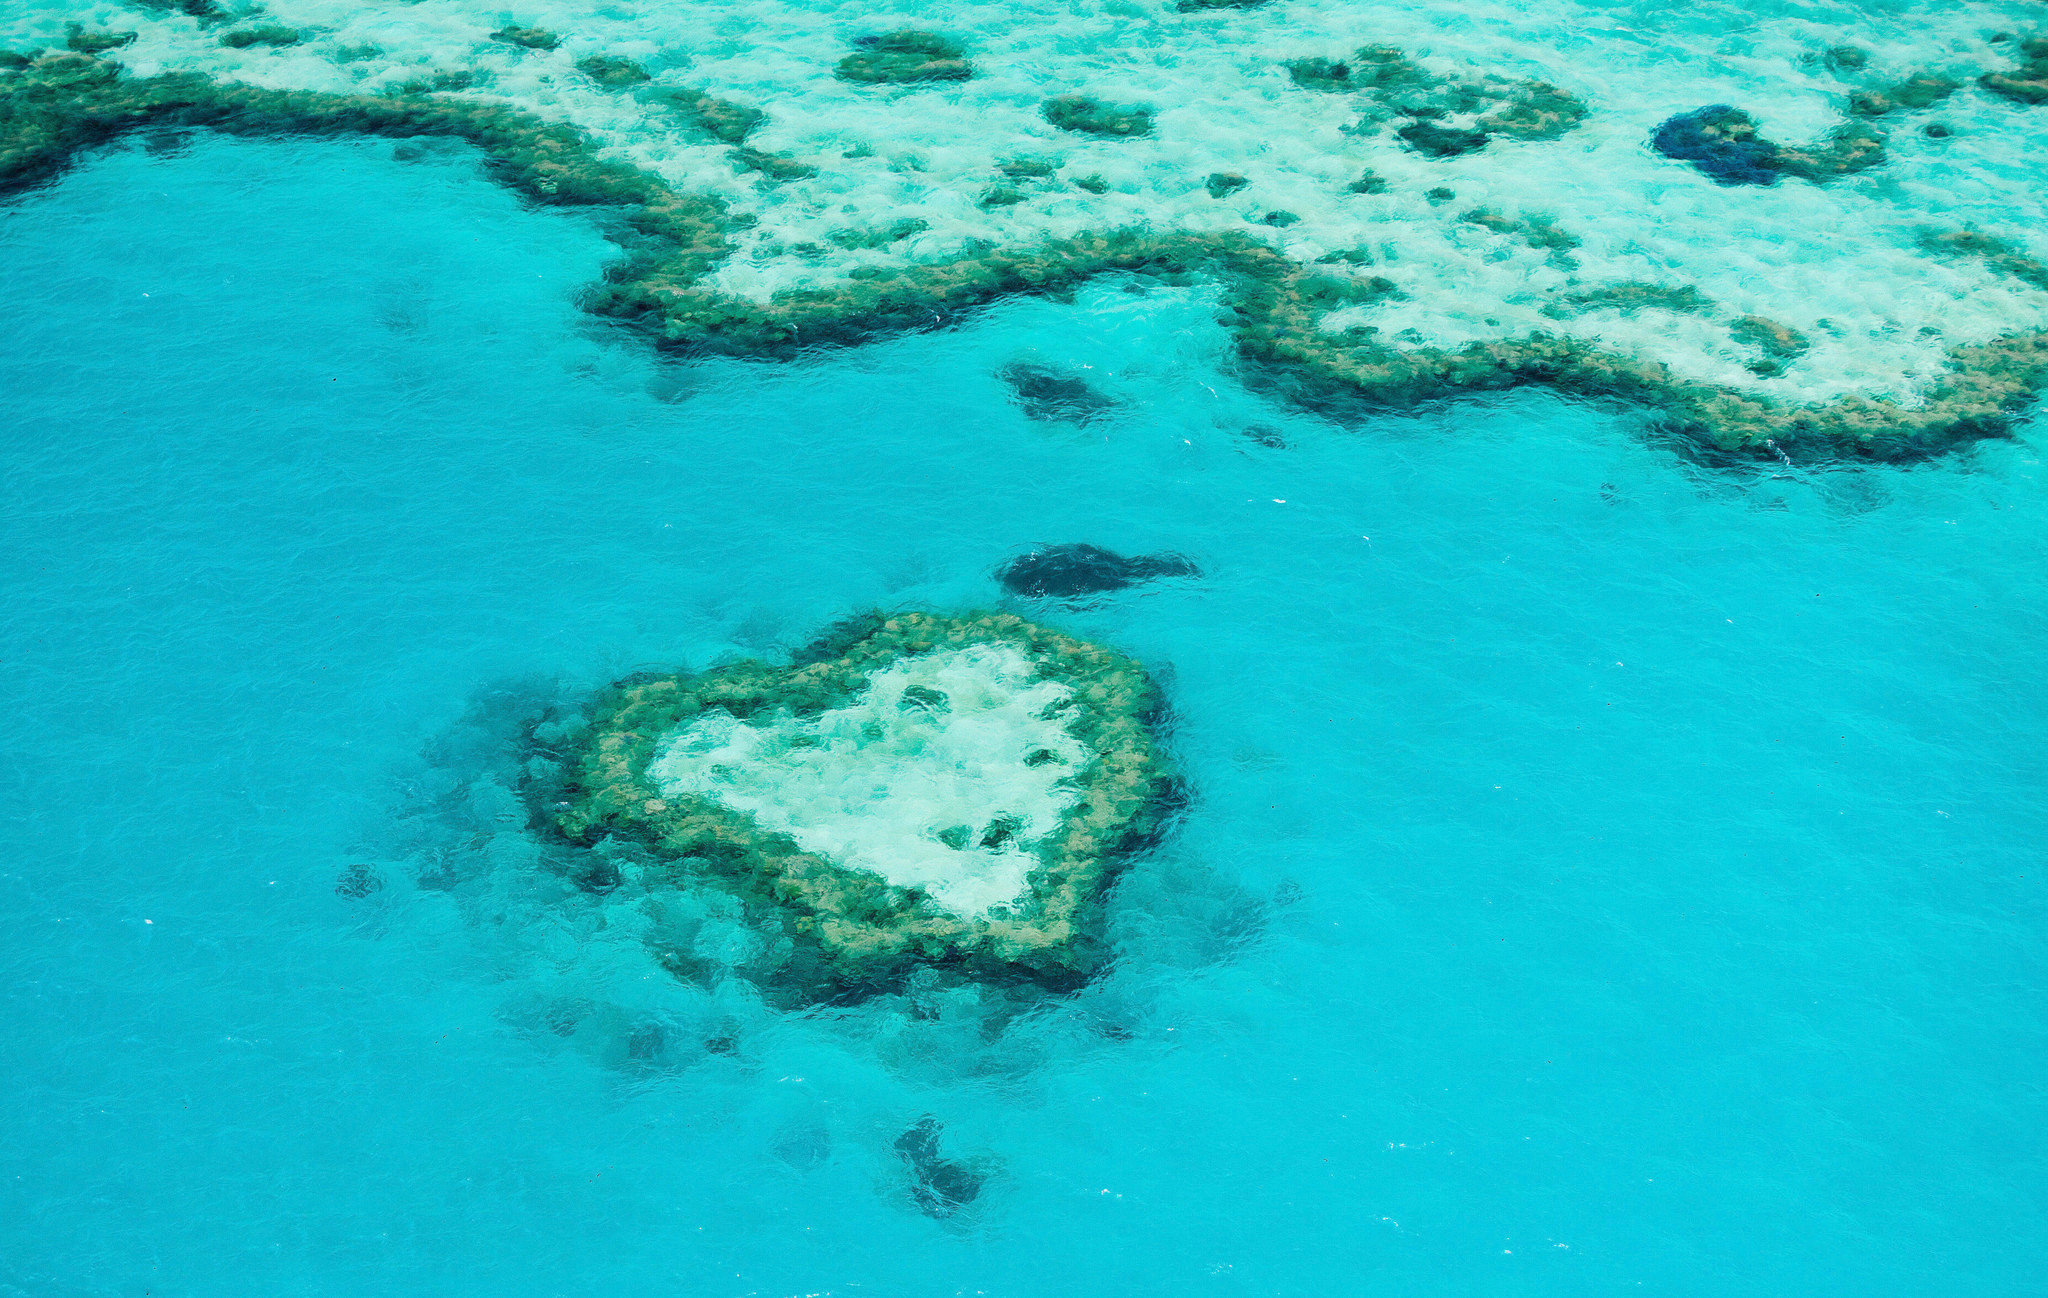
[1043,94,1154,138]
[553,612,1175,989]
[836,31,973,85]
[1981,35,2048,105]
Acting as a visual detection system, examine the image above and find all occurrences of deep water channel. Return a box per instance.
[2,134,2044,1296]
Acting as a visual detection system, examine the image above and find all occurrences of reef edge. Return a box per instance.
[5,50,2046,462]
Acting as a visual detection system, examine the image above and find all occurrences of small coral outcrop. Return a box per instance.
[995,544,1200,598]
[576,55,650,89]
[1652,105,1883,185]
[836,31,973,85]
[1042,94,1155,137]
[643,85,765,144]
[219,24,301,50]
[1918,228,2048,291]
[1980,35,2048,105]
[1847,72,1959,117]
[551,612,1175,989]
[490,25,560,52]
[1729,315,1810,376]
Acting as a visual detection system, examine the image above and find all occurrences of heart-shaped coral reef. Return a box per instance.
[552,612,1174,991]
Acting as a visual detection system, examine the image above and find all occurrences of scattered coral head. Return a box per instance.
[837,31,973,85]
[1980,35,2048,104]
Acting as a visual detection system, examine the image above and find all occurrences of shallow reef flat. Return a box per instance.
[546,612,1174,993]
[5,0,2048,458]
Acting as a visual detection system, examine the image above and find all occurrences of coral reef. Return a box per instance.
[828,217,928,250]
[894,1117,986,1217]
[489,25,559,52]
[1205,171,1248,198]
[1460,207,1580,262]
[1847,72,1959,118]
[3,51,2043,461]
[1729,315,1810,377]
[1289,44,1587,157]
[0,51,732,325]
[575,55,650,89]
[999,362,1120,423]
[1042,94,1153,138]
[1398,121,1489,158]
[551,612,1175,990]
[1652,104,1883,186]
[731,146,816,183]
[995,545,1201,599]
[219,24,300,50]
[643,85,764,144]
[1919,228,2048,292]
[1980,35,2048,105]
[1552,282,1715,316]
[836,31,973,85]
[64,26,135,55]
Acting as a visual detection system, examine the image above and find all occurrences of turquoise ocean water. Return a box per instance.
[2,133,2044,1295]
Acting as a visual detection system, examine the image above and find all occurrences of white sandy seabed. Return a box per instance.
[10,0,2048,407]
[648,644,1085,918]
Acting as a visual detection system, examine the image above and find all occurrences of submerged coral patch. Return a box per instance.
[1652,105,1882,186]
[998,361,1119,423]
[1292,44,1588,158]
[575,55,650,89]
[489,25,559,52]
[836,31,973,85]
[1847,73,1959,118]
[996,545,1201,599]
[1980,35,2048,105]
[553,612,1174,988]
[1042,94,1154,138]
